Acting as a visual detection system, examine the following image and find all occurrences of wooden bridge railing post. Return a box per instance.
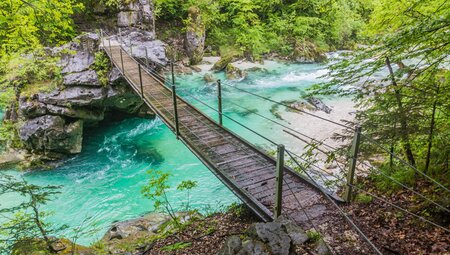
[138,64,144,98]
[217,80,223,126]
[172,84,180,139]
[120,49,124,74]
[274,144,285,219]
[344,126,362,202]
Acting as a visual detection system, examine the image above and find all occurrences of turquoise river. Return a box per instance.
[0,58,353,245]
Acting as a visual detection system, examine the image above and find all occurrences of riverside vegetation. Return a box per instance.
[1,0,449,254]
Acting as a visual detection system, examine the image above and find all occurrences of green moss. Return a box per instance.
[355,193,373,204]
[92,51,111,86]
[306,230,321,242]
[161,242,192,251]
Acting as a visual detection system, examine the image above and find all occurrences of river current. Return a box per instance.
[1,59,352,245]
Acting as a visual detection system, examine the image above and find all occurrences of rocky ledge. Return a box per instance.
[6,32,163,162]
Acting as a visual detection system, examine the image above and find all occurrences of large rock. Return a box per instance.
[248,222,291,255]
[225,64,247,80]
[38,87,107,107]
[211,55,233,71]
[118,28,167,65]
[185,6,205,65]
[292,41,327,63]
[63,70,100,86]
[105,83,145,114]
[58,33,99,74]
[307,97,332,114]
[19,115,83,154]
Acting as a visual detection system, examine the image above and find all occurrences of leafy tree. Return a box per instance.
[141,169,198,226]
[310,0,450,183]
[0,0,83,56]
[0,173,66,254]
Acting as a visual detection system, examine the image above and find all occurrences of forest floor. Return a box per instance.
[345,179,450,255]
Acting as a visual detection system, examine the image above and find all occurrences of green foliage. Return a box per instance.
[0,0,83,56]
[0,173,66,254]
[355,193,373,204]
[141,170,198,227]
[0,121,22,150]
[161,241,192,251]
[306,230,321,242]
[310,0,450,187]
[92,51,111,86]
[155,0,370,59]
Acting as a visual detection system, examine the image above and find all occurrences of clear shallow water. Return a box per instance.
[1,60,352,246]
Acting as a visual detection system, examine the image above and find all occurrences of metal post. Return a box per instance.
[118,28,122,43]
[217,80,223,126]
[108,38,112,52]
[344,126,362,202]
[145,47,149,68]
[120,49,124,74]
[130,45,133,56]
[172,84,180,139]
[274,144,285,218]
[171,62,175,85]
[138,64,144,98]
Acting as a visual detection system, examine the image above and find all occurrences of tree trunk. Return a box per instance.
[386,57,416,167]
[425,98,438,173]
[30,195,57,253]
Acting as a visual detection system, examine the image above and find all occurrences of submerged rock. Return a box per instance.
[225,64,247,80]
[211,55,233,71]
[204,73,216,83]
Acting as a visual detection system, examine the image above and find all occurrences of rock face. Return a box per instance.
[117,0,155,31]
[19,116,83,155]
[185,6,206,65]
[118,28,168,66]
[16,34,155,159]
[217,216,330,255]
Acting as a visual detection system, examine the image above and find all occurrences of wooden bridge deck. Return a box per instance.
[104,44,336,226]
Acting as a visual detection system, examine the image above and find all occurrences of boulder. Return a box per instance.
[19,115,83,155]
[185,6,205,65]
[103,213,171,241]
[276,216,309,245]
[38,87,107,107]
[315,239,331,255]
[204,73,216,83]
[211,55,233,71]
[119,28,167,65]
[63,70,100,86]
[217,236,242,255]
[247,222,291,255]
[307,97,332,114]
[292,41,327,63]
[225,64,247,80]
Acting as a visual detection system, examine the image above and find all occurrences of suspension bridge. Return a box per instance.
[101,32,450,254]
